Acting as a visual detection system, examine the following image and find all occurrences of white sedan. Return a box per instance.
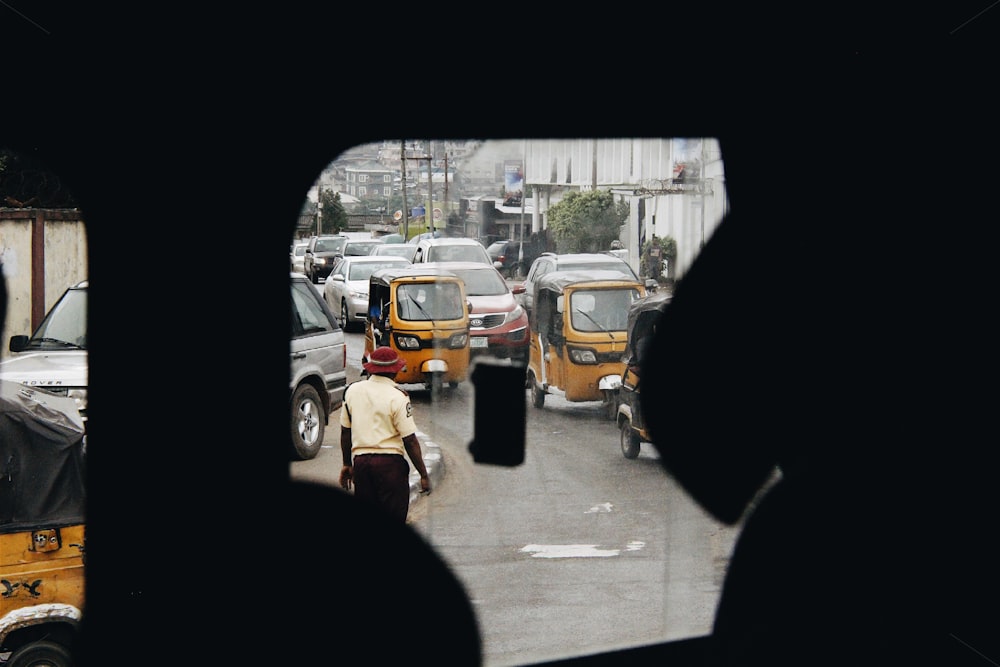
[322,255,411,332]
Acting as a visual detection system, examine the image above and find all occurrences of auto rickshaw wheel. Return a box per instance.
[428,372,444,399]
[620,418,641,459]
[529,373,545,409]
[7,640,74,667]
[602,389,618,421]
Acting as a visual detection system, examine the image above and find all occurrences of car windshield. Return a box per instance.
[345,242,380,255]
[374,245,415,257]
[428,246,488,262]
[562,260,638,280]
[450,268,507,296]
[314,238,344,252]
[27,287,88,349]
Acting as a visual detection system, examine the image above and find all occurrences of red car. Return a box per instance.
[419,261,529,364]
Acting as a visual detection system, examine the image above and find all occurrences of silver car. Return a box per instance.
[290,273,347,460]
[322,255,412,332]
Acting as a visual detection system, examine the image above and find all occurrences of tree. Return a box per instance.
[319,189,348,234]
[545,190,629,253]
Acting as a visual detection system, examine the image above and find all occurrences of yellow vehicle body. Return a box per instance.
[365,266,471,390]
[0,524,85,609]
[527,270,646,419]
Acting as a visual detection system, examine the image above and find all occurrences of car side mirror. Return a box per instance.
[9,335,28,352]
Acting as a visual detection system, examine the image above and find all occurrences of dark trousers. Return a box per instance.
[352,453,410,522]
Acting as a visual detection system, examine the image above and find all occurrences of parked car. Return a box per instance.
[322,255,412,332]
[520,252,651,315]
[0,279,88,432]
[411,237,492,265]
[486,239,544,279]
[371,243,417,260]
[420,261,529,364]
[290,272,347,460]
[303,234,348,283]
[290,241,309,274]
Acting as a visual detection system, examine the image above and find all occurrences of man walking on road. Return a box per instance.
[339,346,431,523]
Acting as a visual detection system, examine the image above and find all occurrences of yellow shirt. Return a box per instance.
[340,375,417,457]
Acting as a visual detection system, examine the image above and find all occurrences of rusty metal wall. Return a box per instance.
[0,209,87,360]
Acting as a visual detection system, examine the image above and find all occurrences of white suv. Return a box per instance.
[0,279,89,429]
[411,237,492,265]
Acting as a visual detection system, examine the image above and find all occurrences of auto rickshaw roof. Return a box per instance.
[627,290,673,323]
[369,266,461,285]
[534,269,643,294]
[0,380,86,533]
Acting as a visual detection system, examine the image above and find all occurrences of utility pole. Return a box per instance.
[316,182,322,236]
[399,139,434,243]
[427,149,434,235]
[518,140,526,278]
[401,140,409,240]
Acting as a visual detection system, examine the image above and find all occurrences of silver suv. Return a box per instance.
[0,279,89,429]
[411,237,492,265]
[289,273,348,459]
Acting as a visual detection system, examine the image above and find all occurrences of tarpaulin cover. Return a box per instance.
[0,380,86,533]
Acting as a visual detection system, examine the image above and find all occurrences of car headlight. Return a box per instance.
[315,257,327,266]
[449,333,468,349]
[350,290,368,300]
[503,305,525,324]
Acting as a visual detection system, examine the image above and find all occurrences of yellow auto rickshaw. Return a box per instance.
[526,269,647,419]
[365,266,470,393]
[1,381,86,666]
[616,289,672,458]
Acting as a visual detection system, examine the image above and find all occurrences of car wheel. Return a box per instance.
[341,300,351,331]
[620,418,641,460]
[290,384,325,461]
[7,640,74,667]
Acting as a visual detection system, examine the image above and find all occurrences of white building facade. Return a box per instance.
[522,138,728,280]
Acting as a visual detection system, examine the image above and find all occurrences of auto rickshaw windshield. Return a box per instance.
[396,282,465,321]
[568,288,639,332]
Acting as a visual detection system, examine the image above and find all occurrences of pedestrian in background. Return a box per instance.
[339,346,431,522]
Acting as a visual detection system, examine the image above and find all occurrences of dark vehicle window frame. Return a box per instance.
[8,26,997,666]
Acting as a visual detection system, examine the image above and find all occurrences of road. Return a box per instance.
[291,309,744,667]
